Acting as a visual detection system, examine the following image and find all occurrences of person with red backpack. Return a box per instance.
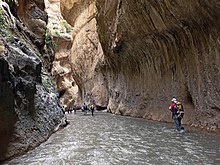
[169,97,184,132]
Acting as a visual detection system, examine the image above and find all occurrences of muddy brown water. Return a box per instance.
[4,111,220,165]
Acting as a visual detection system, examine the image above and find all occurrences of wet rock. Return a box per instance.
[0,1,65,161]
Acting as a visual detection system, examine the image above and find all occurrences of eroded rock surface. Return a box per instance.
[60,0,108,108]
[96,0,220,130]
[45,0,80,108]
[0,1,65,161]
[60,0,220,131]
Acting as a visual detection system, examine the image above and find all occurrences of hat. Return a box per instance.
[171,98,177,102]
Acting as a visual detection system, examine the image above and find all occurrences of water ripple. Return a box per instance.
[4,112,220,165]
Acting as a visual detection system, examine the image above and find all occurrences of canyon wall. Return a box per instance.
[45,0,77,108]
[95,0,220,130]
[0,0,65,161]
[60,0,109,108]
[61,0,220,131]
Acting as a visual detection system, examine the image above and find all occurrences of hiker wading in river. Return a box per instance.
[169,97,184,132]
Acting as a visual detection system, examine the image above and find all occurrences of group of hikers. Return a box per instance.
[65,103,95,116]
[65,106,77,114]
[169,97,185,133]
[62,103,95,127]
[64,97,184,132]
[82,103,95,116]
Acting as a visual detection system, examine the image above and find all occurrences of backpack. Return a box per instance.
[177,102,184,118]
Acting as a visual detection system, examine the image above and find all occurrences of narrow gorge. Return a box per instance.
[0,0,220,162]
[59,0,220,129]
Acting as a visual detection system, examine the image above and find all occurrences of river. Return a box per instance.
[4,111,220,165]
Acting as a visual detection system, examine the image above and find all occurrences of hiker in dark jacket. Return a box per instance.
[82,103,88,115]
[90,104,95,116]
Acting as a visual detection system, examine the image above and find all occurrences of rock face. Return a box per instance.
[16,0,47,50]
[60,0,109,108]
[60,0,220,131]
[0,1,65,161]
[45,0,80,109]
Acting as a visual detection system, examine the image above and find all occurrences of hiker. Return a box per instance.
[82,103,88,115]
[64,106,69,114]
[169,97,183,132]
[62,106,70,126]
[69,107,73,114]
[177,102,184,118]
[66,107,72,114]
[90,104,95,116]
[177,101,185,129]
[73,105,77,114]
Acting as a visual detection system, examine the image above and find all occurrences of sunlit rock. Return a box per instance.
[59,0,108,108]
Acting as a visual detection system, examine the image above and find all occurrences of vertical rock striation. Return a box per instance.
[60,0,220,131]
[95,0,220,130]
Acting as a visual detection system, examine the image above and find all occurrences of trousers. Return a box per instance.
[173,114,182,131]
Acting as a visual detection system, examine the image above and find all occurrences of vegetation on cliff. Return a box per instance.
[0,1,65,161]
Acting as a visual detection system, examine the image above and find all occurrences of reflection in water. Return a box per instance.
[4,112,220,165]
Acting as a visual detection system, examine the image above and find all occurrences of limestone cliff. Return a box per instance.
[0,0,65,161]
[44,0,80,109]
[60,0,109,108]
[60,0,220,131]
